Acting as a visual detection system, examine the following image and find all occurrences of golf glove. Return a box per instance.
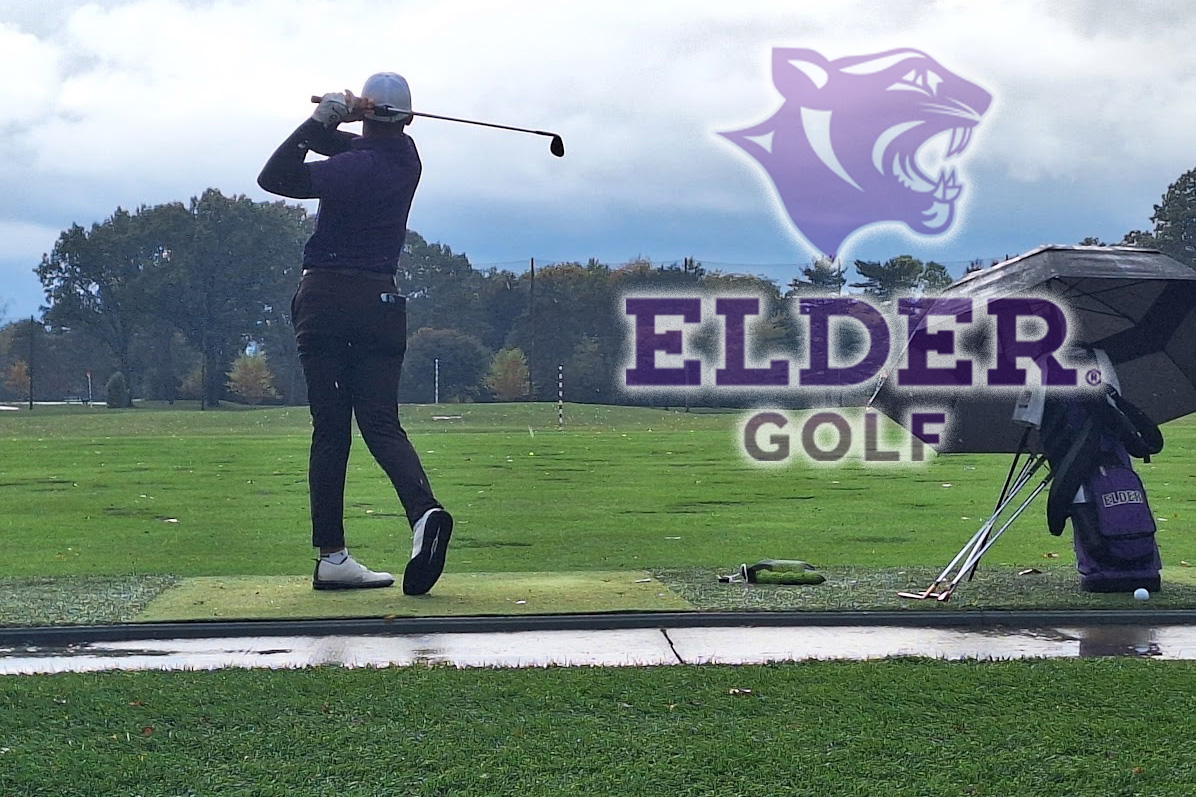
[311,92,350,127]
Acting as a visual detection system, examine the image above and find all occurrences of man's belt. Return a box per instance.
[301,267,397,283]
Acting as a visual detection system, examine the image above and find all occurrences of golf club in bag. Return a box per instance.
[897,350,1162,602]
[309,96,565,157]
[871,245,1196,601]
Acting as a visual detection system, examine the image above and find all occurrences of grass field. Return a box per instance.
[4,404,1196,796]
[3,659,1196,796]
[1,401,1194,623]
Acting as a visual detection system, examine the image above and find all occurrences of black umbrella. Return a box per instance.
[869,245,1196,454]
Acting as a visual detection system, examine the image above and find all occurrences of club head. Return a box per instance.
[550,135,565,158]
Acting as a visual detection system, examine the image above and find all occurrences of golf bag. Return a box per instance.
[1041,386,1164,593]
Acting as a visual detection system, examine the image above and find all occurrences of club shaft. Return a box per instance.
[407,110,557,139]
[308,96,557,138]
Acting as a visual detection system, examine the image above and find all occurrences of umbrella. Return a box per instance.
[869,245,1196,454]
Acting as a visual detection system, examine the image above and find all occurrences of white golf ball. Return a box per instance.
[1134,588,1150,601]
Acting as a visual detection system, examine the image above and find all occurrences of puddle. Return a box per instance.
[0,629,676,674]
[665,624,1181,664]
[3,624,1195,674]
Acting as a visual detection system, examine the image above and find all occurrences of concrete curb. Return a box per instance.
[5,608,1196,646]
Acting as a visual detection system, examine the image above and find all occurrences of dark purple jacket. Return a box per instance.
[258,119,421,274]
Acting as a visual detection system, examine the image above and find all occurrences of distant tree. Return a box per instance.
[565,335,616,403]
[1122,229,1158,248]
[4,360,30,399]
[851,255,924,301]
[1078,236,1106,246]
[699,270,782,297]
[136,322,190,403]
[485,347,530,401]
[226,352,278,405]
[105,371,131,409]
[965,258,986,274]
[609,256,705,290]
[512,261,616,399]
[38,193,309,409]
[254,313,305,405]
[36,206,161,387]
[178,362,204,401]
[919,261,954,294]
[1144,169,1196,268]
[1122,168,1196,268]
[398,231,491,342]
[400,328,491,403]
[0,320,115,402]
[476,267,527,353]
[141,191,309,408]
[786,256,845,296]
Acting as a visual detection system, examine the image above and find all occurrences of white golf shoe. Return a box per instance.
[312,554,394,590]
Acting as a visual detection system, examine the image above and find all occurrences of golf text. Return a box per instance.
[623,294,1083,391]
[740,410,946,466]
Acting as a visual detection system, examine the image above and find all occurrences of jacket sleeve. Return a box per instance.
[257,119,359,199]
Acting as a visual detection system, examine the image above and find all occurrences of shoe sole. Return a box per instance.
[403,511,453,595]
[312,578,394,591]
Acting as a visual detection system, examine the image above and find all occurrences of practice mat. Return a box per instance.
[134,571,692,621]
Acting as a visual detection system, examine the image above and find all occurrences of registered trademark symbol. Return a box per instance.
[1086,368,1102,386]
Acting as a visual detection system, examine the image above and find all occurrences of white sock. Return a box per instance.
[321,549,349,565]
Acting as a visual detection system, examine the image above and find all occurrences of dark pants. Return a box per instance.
[292,269,439,549]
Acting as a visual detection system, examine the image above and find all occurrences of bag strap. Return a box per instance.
[1056,415,1095,485]
[1045,412,1097,536]
[1049,413,1096,524]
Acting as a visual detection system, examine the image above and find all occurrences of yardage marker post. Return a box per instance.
[557,364,563,430]
[27,315,34,411]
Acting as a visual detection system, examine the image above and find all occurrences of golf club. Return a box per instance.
[309,96,565,157]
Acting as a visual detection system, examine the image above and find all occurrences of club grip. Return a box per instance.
[310,96,321,103]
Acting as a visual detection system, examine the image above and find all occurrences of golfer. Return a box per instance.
[257,72,453,595]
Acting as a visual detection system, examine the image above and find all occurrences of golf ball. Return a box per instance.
[1134,588,1150,601]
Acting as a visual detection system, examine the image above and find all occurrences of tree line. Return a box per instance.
[3,168,1195,408]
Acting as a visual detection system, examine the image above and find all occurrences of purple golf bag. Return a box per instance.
[1042,386,1164,593]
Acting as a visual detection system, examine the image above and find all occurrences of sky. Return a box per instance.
[2,0,1195,322]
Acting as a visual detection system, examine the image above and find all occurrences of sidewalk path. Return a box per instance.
[5,612,1196,674]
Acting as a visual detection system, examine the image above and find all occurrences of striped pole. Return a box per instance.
[557,364,564,430]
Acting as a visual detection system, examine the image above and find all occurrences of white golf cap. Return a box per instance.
[362,72,412,123]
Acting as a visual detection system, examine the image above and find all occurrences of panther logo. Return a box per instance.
[720,48,991,259]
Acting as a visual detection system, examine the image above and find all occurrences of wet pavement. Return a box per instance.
[3,624,1194,674]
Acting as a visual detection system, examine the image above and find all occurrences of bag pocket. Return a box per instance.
[1088,465,1157,565]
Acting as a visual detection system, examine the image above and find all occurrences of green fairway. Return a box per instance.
[2,659,1196,796]
[1,402,1193,622]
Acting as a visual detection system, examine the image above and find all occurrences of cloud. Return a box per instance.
[2,0,1195,320]
[916,0,1196,182]
[0,21,62,129]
